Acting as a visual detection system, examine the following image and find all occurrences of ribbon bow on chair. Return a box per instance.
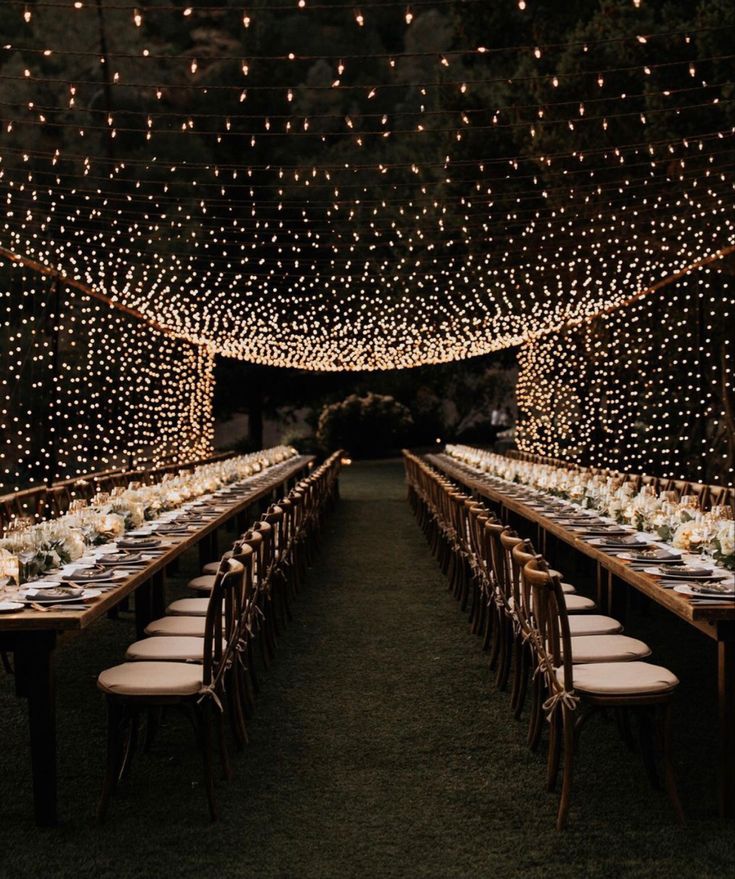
[542,688,580,721]
[197,683,225,714]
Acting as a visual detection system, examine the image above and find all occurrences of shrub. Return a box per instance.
[317,392,414,458]
[280,426,320,456]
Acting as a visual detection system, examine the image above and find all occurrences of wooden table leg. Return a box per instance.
[607,572,627,624]
[718,625,735,818]
[135,579,154,639]
[595,562,606,611]
[198,533,216,569]
[151,570,166,620]
[13,631,58,827]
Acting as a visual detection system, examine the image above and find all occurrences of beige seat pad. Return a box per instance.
[562,634,651,664]
[560,661,678,695]
[98,661,203,697]
[187,574,216,593]
[568,614,623,636]
[167,597,209,616]
[126,636,207,662]
[144,615,207,637]
[565,594,596,612]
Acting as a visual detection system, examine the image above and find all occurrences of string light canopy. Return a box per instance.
[0,1,733,371]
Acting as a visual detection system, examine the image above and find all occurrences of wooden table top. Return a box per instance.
[426,453,735,639]
[0,455,313,633]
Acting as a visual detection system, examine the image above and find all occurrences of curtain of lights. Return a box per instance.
[516,265,734,484]
[0,258,215,494]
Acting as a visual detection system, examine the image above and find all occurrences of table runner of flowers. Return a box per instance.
[0,446,297,582]
[444,445,735,571]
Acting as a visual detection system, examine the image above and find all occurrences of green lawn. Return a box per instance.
[0,460,733,878]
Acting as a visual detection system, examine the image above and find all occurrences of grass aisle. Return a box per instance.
[0,460,734,878]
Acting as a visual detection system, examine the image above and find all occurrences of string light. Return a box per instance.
[516,267,734,484]
[0,259,215,494]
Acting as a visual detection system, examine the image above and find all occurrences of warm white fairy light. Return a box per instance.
[0,260,216,494]
[516,268,734,484]
[0,151,731,371]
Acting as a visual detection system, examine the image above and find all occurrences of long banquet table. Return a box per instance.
[426,452,735,820]
[0,454,313,826]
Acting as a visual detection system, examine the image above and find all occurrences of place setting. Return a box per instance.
[94,550,150,567]
[17,582,102,612]
[116,534,164,551]
[617,547,683,564]
[637,563,730,585]
[672,582,735,604]
[59,564,133,588]
[586,534,653,554]
[150,523,197,536]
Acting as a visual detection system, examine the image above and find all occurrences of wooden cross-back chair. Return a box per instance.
[97,557,247,821]
[520,555,682,831]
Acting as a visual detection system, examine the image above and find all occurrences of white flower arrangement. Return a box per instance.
[445,444,734,568]
[0,445,297,582]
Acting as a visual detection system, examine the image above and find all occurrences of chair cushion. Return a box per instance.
[167,597,209,616]
[98,661,203,697]
[563,635,651,664]
[560,582,576,594]
[126,636,207,662]
[565,594,597,612]
[125,636,226,662]
[144,616,207,637]
[559,661,678,696]
[187,574,216,593]
[568,614,623,636]
[202,551,233,575]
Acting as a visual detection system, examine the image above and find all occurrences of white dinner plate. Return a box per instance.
[117,535,161,547]
[0,600,25,613]
[22,588,101,605]
[618,551,682,563]
[673,584,735,599]
[96,552,146,566]
[152,526,194,535]
[588,537,650,548]
[61,568,129,583]
[642,566,726,581]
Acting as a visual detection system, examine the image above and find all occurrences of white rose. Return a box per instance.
[672,523,694,551]
[65,530,86,560]
[717,523,735,557]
